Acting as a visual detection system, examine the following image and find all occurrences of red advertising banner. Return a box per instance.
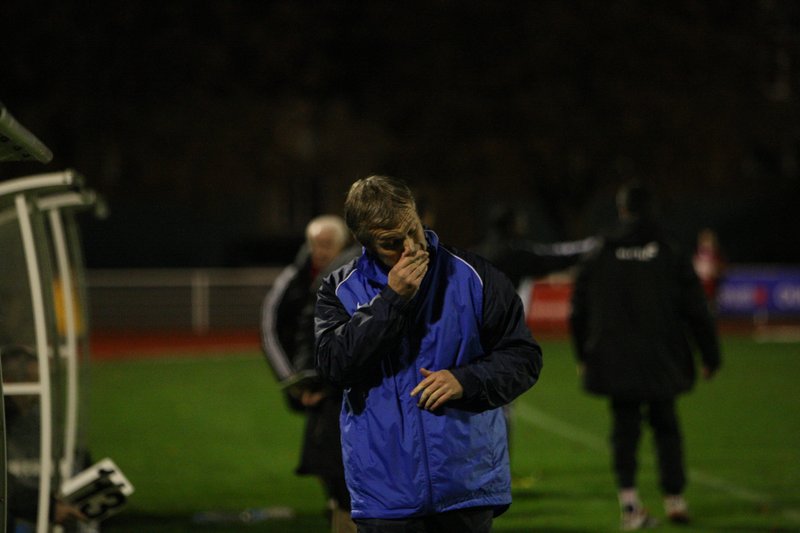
[524,279,573,333]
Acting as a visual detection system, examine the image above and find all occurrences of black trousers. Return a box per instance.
[610,397,686,495]
[354,506,493,533]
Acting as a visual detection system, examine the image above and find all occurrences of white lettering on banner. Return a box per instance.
[615,242,659,261]
[775,283,800,310]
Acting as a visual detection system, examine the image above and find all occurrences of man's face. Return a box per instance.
[309,227,344,271]
[367,209,427,268]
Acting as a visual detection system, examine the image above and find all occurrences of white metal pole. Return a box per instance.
[191,270,210,334]
[48,209,78,482]
[0,170,76,197]
[16,194,53,533]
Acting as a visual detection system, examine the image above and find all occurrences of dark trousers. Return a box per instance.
[610,397,686,495]
[321,473,351,510]
[354,506,493,533]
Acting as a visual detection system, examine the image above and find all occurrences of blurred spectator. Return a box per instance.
[692,227,726,306]
[569,183,722,530]
[472,204,595,487]
[2,344,87,531]
[472,205,597,288]
[260,215,359,533]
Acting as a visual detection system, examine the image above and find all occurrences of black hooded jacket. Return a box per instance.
[569,218,721,399]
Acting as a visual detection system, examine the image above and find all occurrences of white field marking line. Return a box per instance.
[514,403,606,452]
[514,403,800,523]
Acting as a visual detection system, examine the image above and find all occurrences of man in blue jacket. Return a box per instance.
[315,175,543,532]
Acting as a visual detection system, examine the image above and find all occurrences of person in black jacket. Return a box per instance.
[569,183,721,530]
[472,205,595,488]
[472,205,597,289]
[261,215,360,533]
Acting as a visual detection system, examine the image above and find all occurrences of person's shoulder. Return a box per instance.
[292,243,311,268]
[636,222,687,260]
[441,242,489,269]
[314,244,362,284]
[269,257,306,296]
[322,252,361,289]
[605,220,690,265]
[441,242,506,287]
[333,244,362,269]
[311,245,361,291]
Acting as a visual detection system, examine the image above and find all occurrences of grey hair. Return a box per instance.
[306,214,350,247]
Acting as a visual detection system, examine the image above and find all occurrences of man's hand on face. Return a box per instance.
[387,244,429,300]
[410,368,464,411]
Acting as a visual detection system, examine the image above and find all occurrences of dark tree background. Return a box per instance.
[2,1,798,267]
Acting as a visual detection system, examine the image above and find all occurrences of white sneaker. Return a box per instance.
[664,494,690,524]
[620,504,658,531]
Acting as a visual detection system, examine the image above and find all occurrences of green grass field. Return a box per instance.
[88,335,800,532]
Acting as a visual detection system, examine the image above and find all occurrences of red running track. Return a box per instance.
[90,329,262,360]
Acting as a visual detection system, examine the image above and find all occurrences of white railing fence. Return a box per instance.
[87,268,283,333]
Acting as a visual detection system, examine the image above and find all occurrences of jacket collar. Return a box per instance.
[357,229,439,285]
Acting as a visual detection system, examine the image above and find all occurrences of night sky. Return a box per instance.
[2,1,799,266]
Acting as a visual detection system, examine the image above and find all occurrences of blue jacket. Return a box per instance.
[315,230,542,519]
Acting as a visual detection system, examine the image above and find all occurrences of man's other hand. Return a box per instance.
[410,367,463,411]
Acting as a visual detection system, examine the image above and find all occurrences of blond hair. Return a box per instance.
[343,175,417,246]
